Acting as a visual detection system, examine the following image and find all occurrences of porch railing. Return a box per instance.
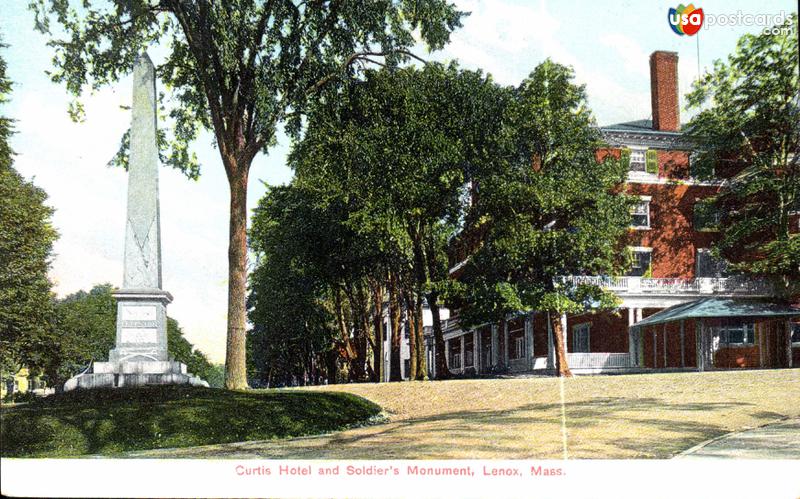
[532,352,632,369]
[559,276,772,295]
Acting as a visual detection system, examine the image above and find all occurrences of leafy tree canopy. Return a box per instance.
[0,33,59,376]
[685,15,799,295]
[453,59,632,327]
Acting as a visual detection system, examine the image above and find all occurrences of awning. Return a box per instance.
[632,298,800,328]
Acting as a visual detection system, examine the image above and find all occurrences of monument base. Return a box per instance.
[63,360,209,391]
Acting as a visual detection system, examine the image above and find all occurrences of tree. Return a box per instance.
[31,0,465,389]
[166,317,217,386]
[247,185,342,386]
[452,60,632,377]
[291,63,509,379]
[685,15,799,297]
[49,284,117,384]
[0,33,59,377]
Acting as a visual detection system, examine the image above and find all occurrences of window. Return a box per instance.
[573,323,590,353]
[628,149,646,172]
[464,334,474,367]
[626,247,652,277]
[716,323,755,346]
[696,248,728,278]
[448,339,461,369]
[631,197,651,228]
[694,199,720,231]
[512,336,525,360]
[791,323,800,345]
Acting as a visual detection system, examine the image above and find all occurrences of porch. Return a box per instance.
[437,311,647,376]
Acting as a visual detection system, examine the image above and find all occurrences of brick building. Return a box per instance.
[429,50,800,377]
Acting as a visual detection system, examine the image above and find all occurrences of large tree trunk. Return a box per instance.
[549,312,573,377]
[372,282,384,383]
[413,296,427,380]
[407,307,418,380]
[224,167,250,390]
[388,275,403,382]
[427,292,451,379]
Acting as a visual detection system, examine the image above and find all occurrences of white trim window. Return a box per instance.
[572,323,590,353]
[791,323,800,346]
[631,196,651,229]
[627,246,652,277]
[716,323,755,347]
[629,148,646,172]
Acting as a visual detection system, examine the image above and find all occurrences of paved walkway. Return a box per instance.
[676,418,800,459]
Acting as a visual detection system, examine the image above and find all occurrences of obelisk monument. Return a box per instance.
[108,52,172,365]
[64,54,206,390]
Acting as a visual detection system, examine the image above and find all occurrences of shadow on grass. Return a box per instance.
[0,386,381,457]
[158,395,791,459]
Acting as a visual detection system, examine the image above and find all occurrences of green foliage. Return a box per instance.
[453,60,632,326]
[685,15,799,295]
[0,34,59,374]
[49,284,117,383]
[247,185,344,386]
[166,318,216,386]
[0,386,381,457]
[30,0,466,177]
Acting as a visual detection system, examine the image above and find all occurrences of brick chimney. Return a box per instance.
[649,51,679,131]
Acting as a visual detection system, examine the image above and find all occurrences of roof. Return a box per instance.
[632,298,800,328]
[601,119,683,136]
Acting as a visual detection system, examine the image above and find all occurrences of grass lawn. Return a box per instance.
[125,368,800,459]
[0,386,381,457]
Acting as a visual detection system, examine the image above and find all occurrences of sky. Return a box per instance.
[1,0,796,363]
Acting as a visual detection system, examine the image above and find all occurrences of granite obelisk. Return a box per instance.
[109,52,171,365]
[64,54,207,390]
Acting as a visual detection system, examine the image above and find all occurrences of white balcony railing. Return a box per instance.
[560,276,773,296]
[567,352,632,368]
[532,353,632,369]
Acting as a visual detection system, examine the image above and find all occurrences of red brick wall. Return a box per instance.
[567,312,628,353]
[628,183,720,278]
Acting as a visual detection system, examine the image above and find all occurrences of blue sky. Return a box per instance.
[1,0,796,362]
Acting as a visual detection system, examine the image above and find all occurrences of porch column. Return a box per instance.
[680,320,686,368]
[546,312,555,370]
[503,320,509,367]
[652,328,657,368]
[525,313,534,370]
[628,308,637,367]
[473,328,480,373]
[560,313,569,353]
[445,339,451,374]
[696,319,705,372]
[491,324,499,368]
[787,320,794,369]
[635,309,644,367]
[663,323,668,368]
[459,334,466,374]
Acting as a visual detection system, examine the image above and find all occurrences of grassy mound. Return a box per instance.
[0,386,381,457]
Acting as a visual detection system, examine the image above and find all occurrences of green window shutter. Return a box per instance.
[645,149,659,174]
[620,147,631,170]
